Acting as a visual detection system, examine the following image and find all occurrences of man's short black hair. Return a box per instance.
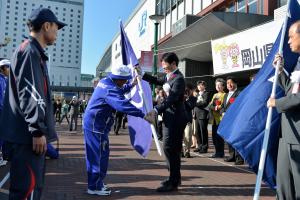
[27,20,44,32]
[27,21,55,33]
[226,76,237,84]
[196,80,206,87]
[185,83,194,91]
[161,52,179,66]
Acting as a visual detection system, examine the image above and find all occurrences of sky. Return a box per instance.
[81,0,140,75]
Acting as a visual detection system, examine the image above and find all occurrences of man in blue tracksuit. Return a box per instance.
[83,64,153,196]
[0,59,10,166]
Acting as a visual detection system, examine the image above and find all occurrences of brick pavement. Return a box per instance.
[0,120,276,200]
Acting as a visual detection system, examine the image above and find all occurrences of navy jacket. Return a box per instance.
[0,37,57,144]
[83,77,145,134]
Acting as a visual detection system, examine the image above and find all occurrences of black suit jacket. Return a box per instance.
[221,90,240,114]
[194,91,210,120]
[142,69,187,126]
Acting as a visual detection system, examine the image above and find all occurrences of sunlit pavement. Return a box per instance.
[0,120,276,200]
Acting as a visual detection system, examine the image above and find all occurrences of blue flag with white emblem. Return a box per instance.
[218,0,300,188]
[119,21,153,157]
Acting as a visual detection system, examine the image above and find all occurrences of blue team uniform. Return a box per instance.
[0,73,7,114]
[83,76,144,191]
[0,73,7,149]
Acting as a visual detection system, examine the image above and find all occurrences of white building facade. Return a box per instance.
[99,0,156,74]
[0,0,84,87]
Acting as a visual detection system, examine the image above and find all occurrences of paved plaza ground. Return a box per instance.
[0,120,276,200]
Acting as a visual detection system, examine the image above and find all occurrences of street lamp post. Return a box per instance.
[149,14,164,97]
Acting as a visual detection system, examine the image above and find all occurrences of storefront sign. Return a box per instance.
[211,20,283,75]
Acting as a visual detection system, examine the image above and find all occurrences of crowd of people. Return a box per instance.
[0,6,299,200]
[152,75,245,165]
[52,96,88,131]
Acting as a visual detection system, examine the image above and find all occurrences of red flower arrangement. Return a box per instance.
[215,99,221,106]
[229,97,235,104]
[168,73,177,80]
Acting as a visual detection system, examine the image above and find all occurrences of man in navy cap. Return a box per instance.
[0,7,66,200]
[83,64,154,196]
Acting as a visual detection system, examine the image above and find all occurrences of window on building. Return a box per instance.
[278,0,287,6]
[248,0,258,14]
[237,0,246,12]
[75,76,77,81]
[260,0,264,14]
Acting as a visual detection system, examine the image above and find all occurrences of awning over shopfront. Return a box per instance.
[158,12,272,62]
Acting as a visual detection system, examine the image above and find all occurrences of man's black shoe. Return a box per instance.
[210,153,224,158]
[234,160,244,165]
[156,184,178,192]
[193,148,201,152]
[185,152,191,158]
[181,151,185,158]
[199,149,208,153]
[161,179,181,186]
[224,157,235,162]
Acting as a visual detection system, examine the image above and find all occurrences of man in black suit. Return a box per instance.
[141,52,187,192]
[193,81,210,153]
[221,77,244,165]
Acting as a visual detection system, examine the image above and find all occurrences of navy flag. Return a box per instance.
[119,21,153,157]
[218,0,300,188]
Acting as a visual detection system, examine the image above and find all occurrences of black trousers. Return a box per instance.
[5,143,45,200]
[163,120,186,186]
[114,112,124,134]
[212,123,224,156]
[157,120,163,140]
[69,114,78,131]
[196,118,208,150]
[228,143,243,161]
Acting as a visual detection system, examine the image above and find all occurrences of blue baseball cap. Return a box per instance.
[28,7,67,30]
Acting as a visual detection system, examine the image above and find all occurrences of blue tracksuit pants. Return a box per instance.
[84,129,110,190]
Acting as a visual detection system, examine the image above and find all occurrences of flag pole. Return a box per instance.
[134,69,163,156]
[253,0,291,199]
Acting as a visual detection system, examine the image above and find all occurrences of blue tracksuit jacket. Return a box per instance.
[83,77,145,133]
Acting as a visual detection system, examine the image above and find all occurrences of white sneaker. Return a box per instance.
[103,184,109,190]
[87,188,111,196]
[0,159,7,167]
